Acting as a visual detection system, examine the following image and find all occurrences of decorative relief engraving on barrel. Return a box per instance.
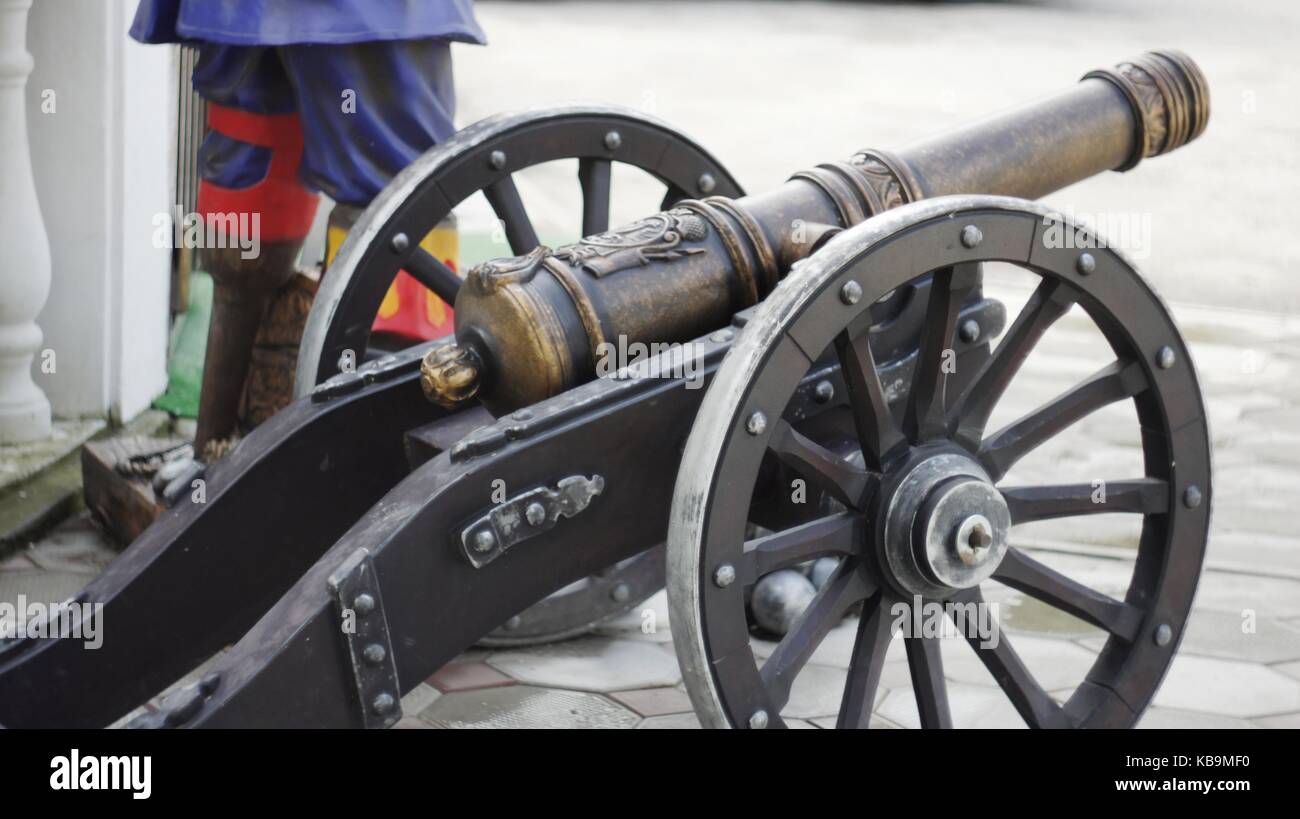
[1114,61,1169,157]
[846,156,909,211]
[553,211,708,277]
[465,245,551,294]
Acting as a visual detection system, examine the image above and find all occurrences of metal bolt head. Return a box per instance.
[362,643,387,666]
[390,232,410,253]
[748,709,769,729]
[960,224,983,249]
[954,514,995,567]
[371,692,396,715]
[353,593,376,616]
[813,380,834,404]
[709,329,734,344]
[840,280,862,305]
[1183,485,1202,508]
[1156,346,1176,370]
[473,529,497,553]
[1076,252,1096,275]
[746,411,767,436]
[1154,623,1173,646]
[610,583,631,603]
[488,149,507,170]
[604,130,622,151]
[697,172,717,194]
[713,563,737,588]
[958,319,981,344]
[525,501,547,526]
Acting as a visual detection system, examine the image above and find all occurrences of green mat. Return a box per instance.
[153,271,212,419]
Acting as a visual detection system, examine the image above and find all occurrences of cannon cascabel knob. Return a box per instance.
[421,343,483,409]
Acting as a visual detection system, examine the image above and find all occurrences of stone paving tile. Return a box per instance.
[940,632,1098,693]
[419,685,640,729]
[637,712,700,729]
[1205,530,1300,579]
[1141,608,1300,664]
[1137,707,1258,730]
[877,682,1024,729]
[487,636,680,692]
[592,589,673,644]
[1153,654,1300,718]
[780,664,855,721]
[1251,712,1300,729]
[1169,570,1300,619]
[608,686,693,717]
[810,714,902,729]
[393,716,432,730]
[428,661,515,693]
[400,682,441,715]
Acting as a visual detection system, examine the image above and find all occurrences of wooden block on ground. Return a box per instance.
[81,437,181,547]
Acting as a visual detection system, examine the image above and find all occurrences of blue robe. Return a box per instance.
[130,0,486,46]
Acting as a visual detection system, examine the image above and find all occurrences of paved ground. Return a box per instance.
[3,1,1299,728]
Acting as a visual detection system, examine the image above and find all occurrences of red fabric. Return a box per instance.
[197,102,318,242]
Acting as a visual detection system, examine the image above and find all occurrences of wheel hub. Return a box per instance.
[879,451,1010,597]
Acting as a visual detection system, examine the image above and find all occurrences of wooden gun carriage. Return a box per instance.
[0,51,1211,729]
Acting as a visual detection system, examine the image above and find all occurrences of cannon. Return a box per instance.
[0,50,1211,728]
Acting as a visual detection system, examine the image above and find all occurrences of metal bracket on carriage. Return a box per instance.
[460,475,607,568]
[125,672,221,729]
[328,548,403,729]
[311,346,427,403]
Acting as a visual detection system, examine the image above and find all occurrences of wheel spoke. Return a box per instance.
[950,588,1071,728]
[578,158,612,236]
[836,591,894,728]
[978,359,1147,481]
[905,634,952,729]
[768,419,872,510]
[737,513,860,585]
[951,278,1076,448]
[483,176,541,255]
[994,548,1143,641]
[1002,478,1169,524]
[760,558,874,710]
[403,247,463,306]
[904,262,982,443]
[834,329,907,471]
[660,183,688,211]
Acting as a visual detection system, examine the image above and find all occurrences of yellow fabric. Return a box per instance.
[325,217,460,322]
[421,225,459,324]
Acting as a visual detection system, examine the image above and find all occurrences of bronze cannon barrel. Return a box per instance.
[423,50,1209,412]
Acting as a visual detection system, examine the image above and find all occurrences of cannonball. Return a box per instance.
[751,569,817,636]
[809,557,840,591]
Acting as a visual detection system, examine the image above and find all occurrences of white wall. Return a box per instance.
[25,0,173,422]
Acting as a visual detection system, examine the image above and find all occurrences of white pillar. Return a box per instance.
[0,0,52,443]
